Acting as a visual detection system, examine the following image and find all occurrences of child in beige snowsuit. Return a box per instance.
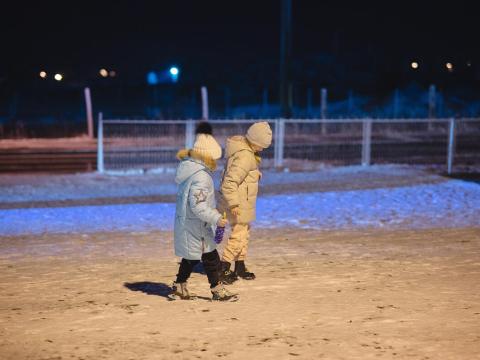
[218,122,272,283]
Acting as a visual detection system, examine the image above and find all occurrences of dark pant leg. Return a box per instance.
[176,258,200,283]
[201,249,221,288]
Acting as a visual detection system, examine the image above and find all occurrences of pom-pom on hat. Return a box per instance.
[195,121,213,135]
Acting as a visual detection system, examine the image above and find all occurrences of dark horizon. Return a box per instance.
[1,0,478,90]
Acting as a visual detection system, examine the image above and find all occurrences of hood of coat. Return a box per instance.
[225,136,254,158]
[175,149,214,184]
[225,136,262,164]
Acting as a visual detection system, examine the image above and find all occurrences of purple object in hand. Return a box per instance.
[214,225,225,244]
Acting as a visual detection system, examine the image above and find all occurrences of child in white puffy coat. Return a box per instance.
[172,132,236,301]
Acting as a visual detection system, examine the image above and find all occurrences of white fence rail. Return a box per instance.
[97,116,480,174]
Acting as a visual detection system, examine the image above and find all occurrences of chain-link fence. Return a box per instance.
[455,119,480,170]
[99,118,186,173]
[98,117,480,174]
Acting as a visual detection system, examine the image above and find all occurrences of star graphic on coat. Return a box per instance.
[193,189,207,204]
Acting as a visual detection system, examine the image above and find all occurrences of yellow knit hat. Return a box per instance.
[246,121,272,149]
[193,134,222,160]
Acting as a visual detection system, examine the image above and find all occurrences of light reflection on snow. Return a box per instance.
[0,180,479,236]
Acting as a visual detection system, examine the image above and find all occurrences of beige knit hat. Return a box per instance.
[246,121,272,149]
[193,134,222,160]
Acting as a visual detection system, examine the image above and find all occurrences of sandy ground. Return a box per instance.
[1,165,479,359]
[1,227,479,360]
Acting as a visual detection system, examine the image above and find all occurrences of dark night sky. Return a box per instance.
[1,0,478,87]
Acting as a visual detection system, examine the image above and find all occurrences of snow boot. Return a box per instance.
[170,282,196,300]
[219,261,238,284]
[211,284,238,302]
[235,261,256,280]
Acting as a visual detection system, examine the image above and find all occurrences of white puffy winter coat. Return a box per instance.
[173,151,222,260]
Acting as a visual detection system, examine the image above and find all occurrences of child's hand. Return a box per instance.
[231,207,241,217]
[217,217,228,227]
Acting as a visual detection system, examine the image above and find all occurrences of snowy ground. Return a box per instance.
[0,164,442,205]
[0,179,479,236]
[1,165,479,359]
[0,165,478,236]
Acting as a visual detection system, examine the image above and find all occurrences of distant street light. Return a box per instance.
[147,67,180,85]
[411,61,419,69]
[169,66,179,83]
[446,62,453,72]
[54,73,63,81]
[467,61,472,67]
[99,68,108,78]
[39,71,47,79]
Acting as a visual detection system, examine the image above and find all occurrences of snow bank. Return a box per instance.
[0,164,438,204]
[1,180,478,236]
[256,180,480,229]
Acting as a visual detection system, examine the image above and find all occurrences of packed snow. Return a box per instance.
[0,164,440,204]
[1,179,478,236]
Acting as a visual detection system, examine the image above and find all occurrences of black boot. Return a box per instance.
[219,261,238,284]
[235,261,256,280]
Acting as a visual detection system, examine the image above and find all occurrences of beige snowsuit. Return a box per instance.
[219,136,261,262]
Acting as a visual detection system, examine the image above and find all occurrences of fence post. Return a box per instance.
[362,119,372,166]
[321,88,327,134]
[274,119,279,167]
[84,87,94,139]
[201,86,209,120]
[274,119,285,168]
[97,112,104,173]
[185,120,195,149]
[274,120,277,166]
[320,88,327,119]
[447,118,456,174]
[279,119,285,167]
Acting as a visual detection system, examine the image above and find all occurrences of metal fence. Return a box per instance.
[98,115,480,174]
